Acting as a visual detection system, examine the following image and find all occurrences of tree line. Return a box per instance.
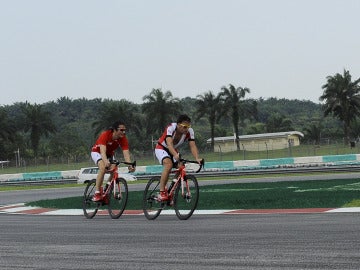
[1,69,359,165]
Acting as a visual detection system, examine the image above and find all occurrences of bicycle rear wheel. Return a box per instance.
[83,180,99,219]
[108,178,128,219]
[174,175,199,220]
[142,176,163,220]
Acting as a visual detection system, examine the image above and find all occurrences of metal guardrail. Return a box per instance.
[0,178,78,186]
[135,164,360,179]
[2,164,360,186]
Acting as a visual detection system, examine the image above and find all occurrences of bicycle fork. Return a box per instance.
[113,181,123,200]
[181,178,192,202]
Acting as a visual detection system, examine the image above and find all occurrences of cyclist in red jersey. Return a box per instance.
[91,120,135,202]
[155,114,202,201]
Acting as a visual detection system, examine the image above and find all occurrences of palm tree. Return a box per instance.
[319,69,360,145]
[195,91,223,150]
[240,99,258,131]
[91,99,151,153]
[91,99,140,136]
[142,88,181,135]
[21,102,56,156]
[220,84,251,151]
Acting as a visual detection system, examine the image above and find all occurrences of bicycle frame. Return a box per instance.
[142,158,204,220]
[82,159,135,219]
[103,163,121,199]
[167,162,188,202]
[168,158,204,199]
[103,160,136,200]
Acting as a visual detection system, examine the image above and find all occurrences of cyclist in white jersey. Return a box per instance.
[155,114,202,201]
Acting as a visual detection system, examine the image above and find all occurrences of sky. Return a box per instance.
[1,0,359,106]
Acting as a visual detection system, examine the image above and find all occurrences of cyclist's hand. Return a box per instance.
[128,165,135,173]
[104,160,110,168]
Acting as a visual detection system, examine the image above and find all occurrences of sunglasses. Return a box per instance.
[117,128,126,132]
[179,123,191,129]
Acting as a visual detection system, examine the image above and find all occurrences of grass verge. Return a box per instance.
[26,178,360,210]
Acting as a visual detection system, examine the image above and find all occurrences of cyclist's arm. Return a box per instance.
[189,140,201,163]
[122,149,135,172]
[122,149,131,163]
[165,136,180,161]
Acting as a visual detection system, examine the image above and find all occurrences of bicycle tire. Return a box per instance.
[142,176,163,220]
[108,177,128,219]
[82,180,99,219]
[174,174,199,220]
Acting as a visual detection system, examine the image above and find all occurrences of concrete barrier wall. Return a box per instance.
[1,154,360,183]
[0,170,79,183]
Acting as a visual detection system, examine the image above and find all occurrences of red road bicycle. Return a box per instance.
[142,158,204,220]
[82,159,136,219]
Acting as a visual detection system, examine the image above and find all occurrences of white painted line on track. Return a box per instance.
[325,207,360,213]
[3,206,36,213]
[1,203,360,215]
[39,209,84,215]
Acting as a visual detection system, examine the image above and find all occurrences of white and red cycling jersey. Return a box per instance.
[155,123,195,152]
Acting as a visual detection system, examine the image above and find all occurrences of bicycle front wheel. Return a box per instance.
[142,176,163,220]
[108,178,128,219]
[83,180,99,219]
[174,175,199,220]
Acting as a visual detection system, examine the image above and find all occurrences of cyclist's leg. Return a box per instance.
[155,149,173,200]
[104,171,113,189]
[91,152,106,193]
[160,158,172,191]
[95,161,107,192]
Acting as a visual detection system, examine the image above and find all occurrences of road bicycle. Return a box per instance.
[82,159,136,219]
[142,158,204,220]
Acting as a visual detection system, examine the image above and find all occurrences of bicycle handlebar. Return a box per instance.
[110,160,136,168]
[179,158,205,173]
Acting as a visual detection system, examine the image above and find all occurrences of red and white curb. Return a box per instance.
[1,203,360,216]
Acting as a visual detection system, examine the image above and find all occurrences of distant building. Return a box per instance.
[206,131,304,152]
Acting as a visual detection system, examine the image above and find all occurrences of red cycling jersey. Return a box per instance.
[91,129,129,156]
